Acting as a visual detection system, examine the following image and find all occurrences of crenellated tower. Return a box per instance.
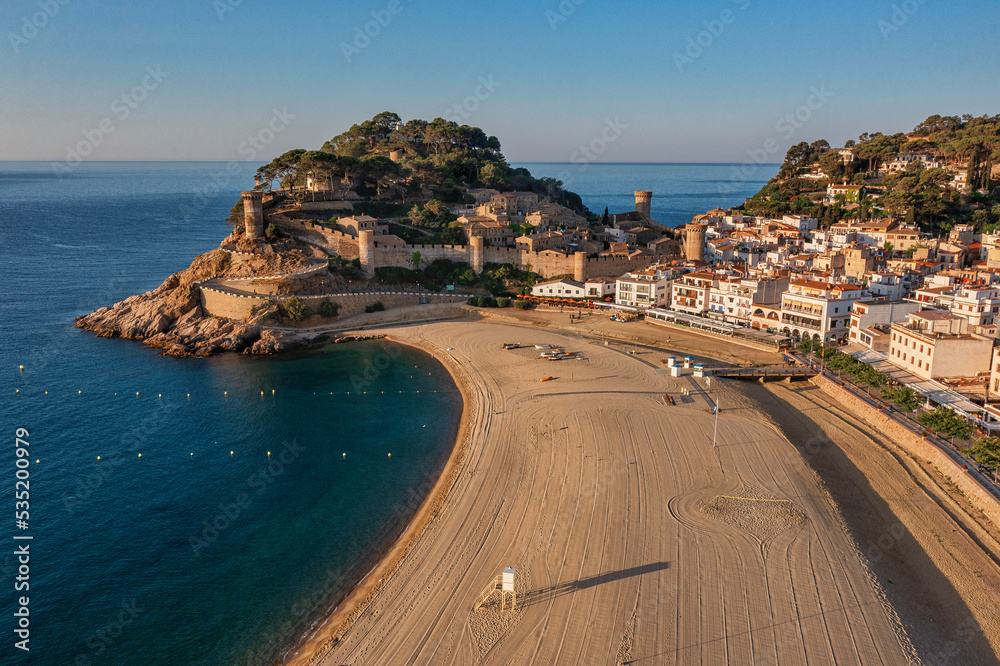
[634,191,653,220]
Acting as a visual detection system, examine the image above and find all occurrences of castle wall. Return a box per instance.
[270,214,657,279]
[199,286,468,321]
[271,215,360,260]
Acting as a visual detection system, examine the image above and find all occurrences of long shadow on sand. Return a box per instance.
[519,562,670,609]
[748,381,995,664]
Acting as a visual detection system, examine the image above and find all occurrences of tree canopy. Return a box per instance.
[253,112,588,214]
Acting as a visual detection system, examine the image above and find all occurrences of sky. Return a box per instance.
[2,0,999,164]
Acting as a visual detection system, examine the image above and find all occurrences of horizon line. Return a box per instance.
[0,159,782,166]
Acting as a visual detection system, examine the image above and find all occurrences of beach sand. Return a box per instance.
[288,314,1000,665]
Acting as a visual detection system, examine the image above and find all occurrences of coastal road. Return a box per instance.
[308,320,919,665]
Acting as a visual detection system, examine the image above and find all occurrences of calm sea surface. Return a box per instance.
[1,162,461,665]
[0,161,774,664]
[513,162,777,227]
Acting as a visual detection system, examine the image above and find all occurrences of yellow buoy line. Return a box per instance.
[88,450,397,461]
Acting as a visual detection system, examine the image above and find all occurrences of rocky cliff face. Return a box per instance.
[75,237,315,357]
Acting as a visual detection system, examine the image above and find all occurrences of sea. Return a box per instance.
[0,161,775,665]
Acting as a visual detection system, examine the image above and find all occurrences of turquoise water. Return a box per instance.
[1,163,461,664]
[1,161,774,664]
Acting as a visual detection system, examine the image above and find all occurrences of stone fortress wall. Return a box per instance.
[200,286,468,321]
[259,200,657,282]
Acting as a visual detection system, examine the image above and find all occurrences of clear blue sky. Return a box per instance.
[2,0,998,163]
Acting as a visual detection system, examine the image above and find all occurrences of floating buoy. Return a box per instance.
[230,451,234,456]
[19,365,24,372]
[271,390,275,395]
[138,453,142,458]
[158,394,162,399]
[136,392,139,397]
[15,389,18,394]
[97,456,101,461]
[35,460,39,464]
[388,453,392,457]
[224,391,227,396]
[44,391,48,395]
[78,390,81,394]
[342,453,346,458]
[187,394,190,399]
[190,453,193,456]
[261,391,264,396]
[267,451,271,457]
[423,425,426,428]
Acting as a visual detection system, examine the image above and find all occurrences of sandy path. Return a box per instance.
[311,320,922,665]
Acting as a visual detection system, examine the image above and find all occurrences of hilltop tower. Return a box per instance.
[242,191,264,240]
[684,222,707,262]
[635,191,653,220]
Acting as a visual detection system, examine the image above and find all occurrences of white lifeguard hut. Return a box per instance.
[476,566,517,611]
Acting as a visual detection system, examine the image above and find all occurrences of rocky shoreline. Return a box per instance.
[75,236,325,357]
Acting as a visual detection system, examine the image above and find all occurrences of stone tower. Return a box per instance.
[635,191,653,220]
[573,252,587,283]
[358,229,376,278]
[684,222,707,262]
[469,235,485,273]
[242,191,264,240]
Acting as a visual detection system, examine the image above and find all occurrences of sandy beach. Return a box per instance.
[289,313,1000,665]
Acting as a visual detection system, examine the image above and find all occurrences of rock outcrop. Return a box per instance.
[75,236,319,357]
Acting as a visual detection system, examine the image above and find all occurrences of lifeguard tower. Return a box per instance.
[475,567,517,611]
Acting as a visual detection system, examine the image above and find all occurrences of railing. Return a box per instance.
[783,303,824,316]
[781,316,821,330]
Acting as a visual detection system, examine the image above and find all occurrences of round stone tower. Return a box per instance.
[469,235,485,273]
[358,229,376,278]
[242,191,265,240]
[573,252,587,283]
[634,191,653,220]
[684,222,707,262]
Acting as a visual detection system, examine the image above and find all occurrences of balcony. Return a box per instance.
[782,315,821,331]
[783,303,824,316]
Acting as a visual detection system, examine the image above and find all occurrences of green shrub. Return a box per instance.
[513,299,532,310]
[496,297,509,308]
[319,300,340,317]
[365,302,385,313]
[283,295,307,322]
[265,223,278,239]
